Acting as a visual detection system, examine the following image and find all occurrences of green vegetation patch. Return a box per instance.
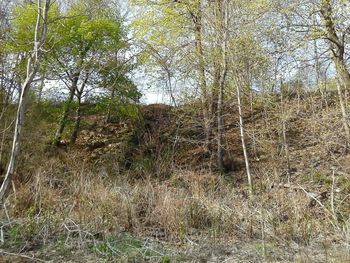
[93,234,184,262]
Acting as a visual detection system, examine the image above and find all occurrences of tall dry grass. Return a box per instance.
[2,154,348,252]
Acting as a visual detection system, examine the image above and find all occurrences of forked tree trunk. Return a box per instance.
[53,87,75,145]
[70,74,88,144]
[53,71,81,146]
[165,68,177,107]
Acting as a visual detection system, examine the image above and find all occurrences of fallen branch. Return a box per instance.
[296,184,336,220]
[0,249,48,262]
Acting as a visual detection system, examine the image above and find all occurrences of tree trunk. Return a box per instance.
[106,88,115,123]
[0,119,7,166]
[336,79,350,147]
[320,0,350,142]
[69,74,89,144]
[0,0,50,201]
[0,73,35,201]
[190,0,211,155]
[37,72,46,102]
[236,77,253,196]
[70,93,82,144]
[166,69,177,107]
[53,74,79,146]
[217,0,228,172]
[217,81,224,171]
[334,56,350,91]
[280,80,291,179]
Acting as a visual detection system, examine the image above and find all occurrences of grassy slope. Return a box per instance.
[0,93,349,262]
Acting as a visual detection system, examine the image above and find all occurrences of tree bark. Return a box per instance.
[106,88,115,123]
[0,119,7,166]
[190,0,211,155]
[235,77,253,196]
[70,73,88,144]
[0,73,35,201]
[280,79,291,179]
[166,68,177,107]
[37,72,46,102]
[53,85,76,146]
[336,79,350,146]
[217,0,228,172]
[70,93,82,144]
[320,0,350,145]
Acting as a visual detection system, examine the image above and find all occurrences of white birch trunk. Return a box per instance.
[235,78,253,196]
[0,0,51,201]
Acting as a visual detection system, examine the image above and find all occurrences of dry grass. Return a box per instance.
[1,151,349,262]
[1,94,350,261]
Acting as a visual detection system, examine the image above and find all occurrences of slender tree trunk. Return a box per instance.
[217,0,228,172]
[0,118,8,167]
[314,40,323,96]
[0,54,5,101]
[190,0,211,155]
[37,72,46,102]
[236,78,252,196]
[336,79,350,148]
[0,74,35,200]
[345,82,349,111]
[70,74,89,144]
[280,80,291,179]
[106,89,115,123]
[0,0,50,201]
[248,70,258,158]
[70,93,82,144]
[166,69,177,107]
[217,82,224,171]
[53,88,75,145]
[53,77,78,146]
[212,63,220,116]
[282,119,291,178]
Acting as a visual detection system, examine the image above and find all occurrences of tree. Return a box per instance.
[320,0,350,145]
[131,0,214,156]
[96,56,140,123]
[0,0,52,201]
[215,0,229,172]
[48,0,123,145]
[275,0,350,145]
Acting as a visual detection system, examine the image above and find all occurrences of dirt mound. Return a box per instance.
[75,103,248,176]
[141,104,173,124]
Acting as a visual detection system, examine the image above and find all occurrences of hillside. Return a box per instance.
[0,93,349,262]
[3,0,350,262]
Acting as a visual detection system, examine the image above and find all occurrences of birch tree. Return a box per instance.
[0,0,52,201]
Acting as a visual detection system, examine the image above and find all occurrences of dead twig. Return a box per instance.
[297,184,335,221]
